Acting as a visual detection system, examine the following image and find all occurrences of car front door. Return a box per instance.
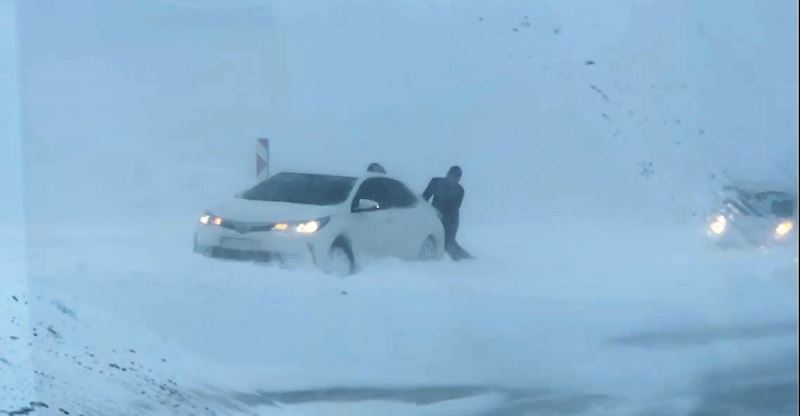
[348,178,395,259]
[379,178,425,259]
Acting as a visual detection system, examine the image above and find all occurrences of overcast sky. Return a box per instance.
[1,1,23,221]
[7,0,799,223]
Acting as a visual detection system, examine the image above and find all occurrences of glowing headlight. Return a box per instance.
[200,213,224,226]
[272,217,330,233]
[709,215,727,235]
[775,221,794,238]
[296,220,320,234]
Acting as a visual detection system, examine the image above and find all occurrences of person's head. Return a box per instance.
[367,162,387,174]
[446,165,462,183]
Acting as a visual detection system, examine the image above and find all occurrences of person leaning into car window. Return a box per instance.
[423,166,472,261]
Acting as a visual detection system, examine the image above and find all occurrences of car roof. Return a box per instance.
[272,170,409,185]
[723,185,796,200]
[722,179,796,196]
[276,170,359,179]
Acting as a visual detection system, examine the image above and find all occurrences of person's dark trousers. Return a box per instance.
[442,216,470,260]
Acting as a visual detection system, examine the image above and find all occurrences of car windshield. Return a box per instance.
[239,172,356,205]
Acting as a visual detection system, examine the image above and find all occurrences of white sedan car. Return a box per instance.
[193,171,445,275]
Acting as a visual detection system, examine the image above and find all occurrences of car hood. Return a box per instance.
[208,198,340,223]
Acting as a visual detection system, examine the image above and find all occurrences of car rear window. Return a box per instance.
[240,172,356,205]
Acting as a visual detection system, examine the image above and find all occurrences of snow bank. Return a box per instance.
[4,216,794,415]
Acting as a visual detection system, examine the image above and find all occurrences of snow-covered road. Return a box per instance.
[3,218,796,415]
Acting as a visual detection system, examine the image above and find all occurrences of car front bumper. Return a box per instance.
[193,224,325,266]
[708,219,797,248]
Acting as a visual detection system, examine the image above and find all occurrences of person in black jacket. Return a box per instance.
[423,166,471,260]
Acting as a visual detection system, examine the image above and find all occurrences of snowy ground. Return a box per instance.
[2,215,797,415]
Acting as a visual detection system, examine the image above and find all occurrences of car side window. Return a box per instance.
[382,179,418,208]
[352,178,417,210]
[352,178,389,210]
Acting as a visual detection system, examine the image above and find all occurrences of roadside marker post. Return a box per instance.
[256,138,270,181]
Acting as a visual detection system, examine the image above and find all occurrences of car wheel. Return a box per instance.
[418,236,438,261]
[329,241,355,277]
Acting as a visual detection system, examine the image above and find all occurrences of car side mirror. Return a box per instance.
[353,199,380,212]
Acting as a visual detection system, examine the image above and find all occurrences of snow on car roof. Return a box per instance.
[722,184,796,199]
[278,170,358,179]
[721,178,797,196]
[273,169,403,183]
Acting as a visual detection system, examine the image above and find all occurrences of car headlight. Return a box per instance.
[775,221,794,238]
[296,220,320,234]
[199,213,224,226]
[272,217,330,234]
[708,214,727,235]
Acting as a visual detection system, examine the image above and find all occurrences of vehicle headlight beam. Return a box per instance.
[709,215,727,235]
[271,217,330,234]
[296,220,320,234]
[199,213,224,226]
[775,221,794,238]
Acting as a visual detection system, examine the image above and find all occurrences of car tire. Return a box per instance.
[329,239,355,277]
[418,236,438,261]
